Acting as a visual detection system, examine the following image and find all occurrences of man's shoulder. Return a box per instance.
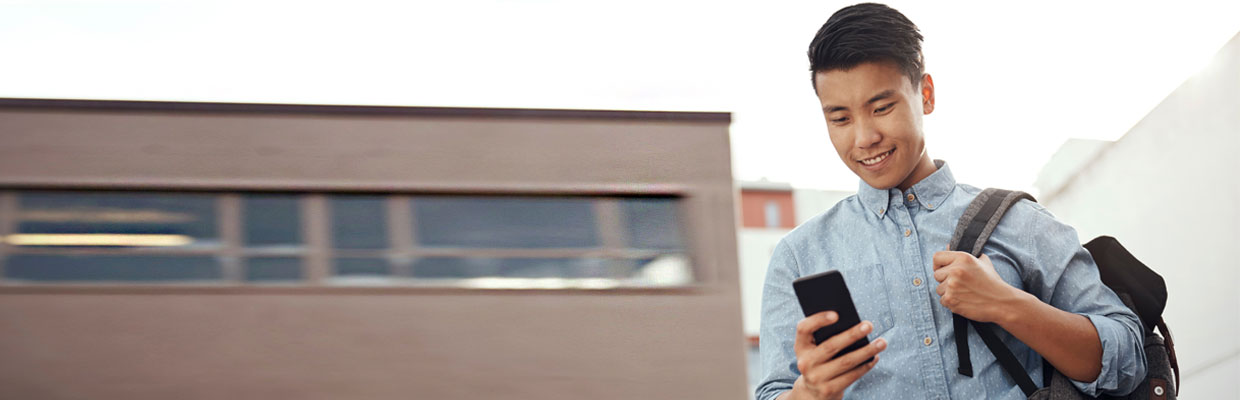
[951,183,1067,246]
[950,183,1051,218]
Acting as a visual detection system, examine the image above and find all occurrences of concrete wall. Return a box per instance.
[738,229,789,337]
[1040,33,1240,398]
[0,100,749,399]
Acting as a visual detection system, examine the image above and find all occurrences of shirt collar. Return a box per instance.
[858,159,955,218]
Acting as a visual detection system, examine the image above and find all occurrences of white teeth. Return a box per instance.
[861,150,892,166]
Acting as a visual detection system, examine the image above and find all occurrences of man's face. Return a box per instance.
[814,61,936,190]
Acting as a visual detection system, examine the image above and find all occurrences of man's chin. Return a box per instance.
[847,162,902,190]
[857,174,898,190]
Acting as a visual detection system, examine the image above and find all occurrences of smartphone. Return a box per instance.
[792,270,872,361]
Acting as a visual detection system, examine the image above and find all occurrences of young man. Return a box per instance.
[756,3,1147,399]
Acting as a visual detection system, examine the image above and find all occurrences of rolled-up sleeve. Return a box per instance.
[756,239,802,400]
[1017,203,1147,396]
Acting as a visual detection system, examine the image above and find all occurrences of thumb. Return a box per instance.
[977,253,1001,276]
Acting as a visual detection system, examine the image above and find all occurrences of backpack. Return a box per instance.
[947,188,1178,399]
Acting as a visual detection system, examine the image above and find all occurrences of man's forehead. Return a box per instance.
[814,62,913,103]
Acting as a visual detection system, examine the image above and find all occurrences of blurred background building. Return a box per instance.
[0,99,748,399]
[1032,31,1240,399]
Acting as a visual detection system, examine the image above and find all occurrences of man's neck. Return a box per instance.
[896,154,938,191]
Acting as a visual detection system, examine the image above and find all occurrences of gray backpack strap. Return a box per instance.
[949,188,1038,396]
[949,188,1037,257]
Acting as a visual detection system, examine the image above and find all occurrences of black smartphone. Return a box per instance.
[792,270,872,361]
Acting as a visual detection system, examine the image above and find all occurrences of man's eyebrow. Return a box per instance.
[822,89,898,113]
[866,89,896,105]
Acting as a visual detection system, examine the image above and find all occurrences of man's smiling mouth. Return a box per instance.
[859,148,895,166]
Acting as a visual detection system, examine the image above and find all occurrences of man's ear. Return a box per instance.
[920,73,935,115]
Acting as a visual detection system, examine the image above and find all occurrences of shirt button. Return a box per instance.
[904,229,911,237]
[907,193,916,202]
[923,337,933,346]
[913,277,923,286]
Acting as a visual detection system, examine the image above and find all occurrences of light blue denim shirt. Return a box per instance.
[756,161,1146,400]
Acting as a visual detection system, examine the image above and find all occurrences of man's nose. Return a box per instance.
[854,117,882,148]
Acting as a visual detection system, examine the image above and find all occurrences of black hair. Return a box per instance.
[808,3,924,89]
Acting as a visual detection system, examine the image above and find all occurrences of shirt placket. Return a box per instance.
[893,192,951,400]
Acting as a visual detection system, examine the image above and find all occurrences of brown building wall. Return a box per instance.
[739,189,795,229]
[0,289,742,399]
[0,99,747,399]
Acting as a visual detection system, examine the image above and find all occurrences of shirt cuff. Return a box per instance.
[1070,313,1137,396]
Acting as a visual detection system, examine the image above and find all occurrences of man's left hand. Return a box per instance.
[931,251,1029,323]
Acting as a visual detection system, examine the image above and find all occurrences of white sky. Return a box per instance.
[2,0,1237,193]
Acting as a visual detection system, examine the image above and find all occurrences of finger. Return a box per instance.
[828,337,887,374]
[933,264,952,282]
[935,280,947,296]
[825,355,880,392]
[932,251,959,270]
[802,323,878,383]
[812,320,873,361]
[794,311,839,353]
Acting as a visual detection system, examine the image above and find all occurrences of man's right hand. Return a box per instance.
[781,311,887,400]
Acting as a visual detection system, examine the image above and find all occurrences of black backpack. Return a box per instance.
[947,188,1178,399]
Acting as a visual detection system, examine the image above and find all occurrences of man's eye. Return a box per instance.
[831,116,850,124]
[875,103,895,114]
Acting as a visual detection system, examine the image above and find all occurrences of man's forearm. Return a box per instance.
[997,291,1102,382]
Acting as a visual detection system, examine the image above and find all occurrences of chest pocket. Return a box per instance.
[839,263,896,340]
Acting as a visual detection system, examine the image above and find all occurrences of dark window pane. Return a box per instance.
[246,257,303,282]
[620,197,684,250]
[411,257,631,279]
[413,196,598,248]
[5,254,221,282]
[331,195,388,249]
[14,191,218,249]
[334,257,390,276]
[244,194,302,246]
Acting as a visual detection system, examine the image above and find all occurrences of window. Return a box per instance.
[243,194,302,247]
[413,196,598,248]
[764,200,781,229]
[3,191,223,282]
[7,254,220,282]
[245,257,302,282]
[327,195,692,287]
[14,190,219,249]
[331,195,387,250]
[0,190,693,288]
[622,197,684,250]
